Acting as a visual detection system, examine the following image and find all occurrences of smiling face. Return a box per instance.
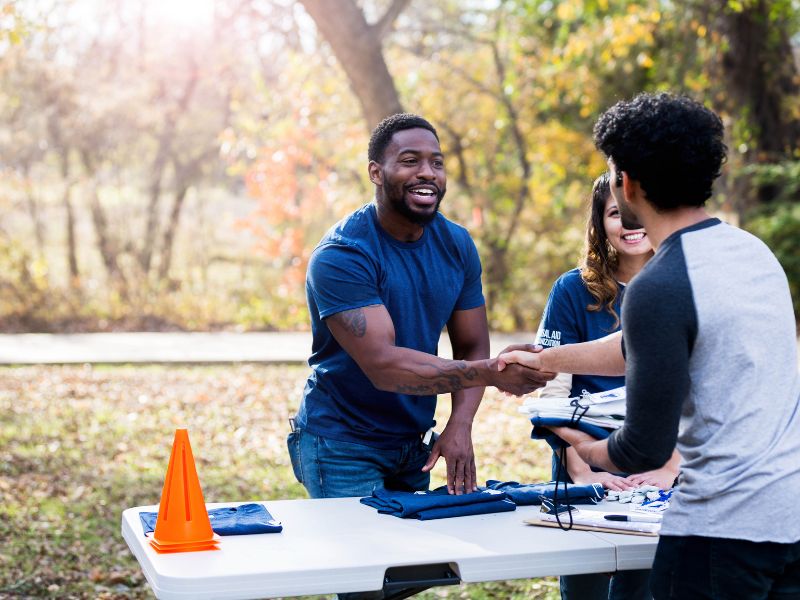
[603,194,653,258]
[370,128,446,225]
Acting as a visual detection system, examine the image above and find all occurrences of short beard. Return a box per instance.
[385,179,446,225]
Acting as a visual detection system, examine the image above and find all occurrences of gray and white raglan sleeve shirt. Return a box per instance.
[607,218,800,543]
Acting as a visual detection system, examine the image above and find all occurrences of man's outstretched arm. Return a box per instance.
[327,304,555,396]
[498,331,625,377]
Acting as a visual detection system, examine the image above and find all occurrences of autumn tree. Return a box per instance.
[297,0,408,128]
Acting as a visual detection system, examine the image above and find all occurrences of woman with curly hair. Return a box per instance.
[535,172,679,600]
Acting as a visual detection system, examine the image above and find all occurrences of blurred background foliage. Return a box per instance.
[1,0,798,333]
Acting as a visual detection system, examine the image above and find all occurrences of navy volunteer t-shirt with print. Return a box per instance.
[297,203,485,449]
[536,268,625,397]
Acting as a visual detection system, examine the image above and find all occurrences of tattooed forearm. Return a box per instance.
[395,360,480,394]
[333,308,367,337]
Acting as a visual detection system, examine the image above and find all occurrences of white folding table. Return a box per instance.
[122,498,658,599]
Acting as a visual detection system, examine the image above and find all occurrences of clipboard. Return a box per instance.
[525,513,660,537]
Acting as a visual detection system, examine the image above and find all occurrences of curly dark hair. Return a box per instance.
[580,173,623,329]
[593,93,727,210]
[368,113,439,163]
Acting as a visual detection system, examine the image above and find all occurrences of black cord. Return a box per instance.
[552,394,590,531]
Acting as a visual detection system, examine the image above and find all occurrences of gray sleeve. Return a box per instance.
[607,245,697,473]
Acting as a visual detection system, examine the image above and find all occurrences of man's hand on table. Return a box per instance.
[422,422,477,495]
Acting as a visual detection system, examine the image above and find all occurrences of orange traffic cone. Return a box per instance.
[150,428,219,553]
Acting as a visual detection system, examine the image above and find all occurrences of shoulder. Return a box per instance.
[313,205,376,257]
[432,212,476,246]
[550,268,587,297]
[625,242,692,319]
[428,213,482,271]
[308,205,380,276]
[541,269,589,319]
[685,220,776,263]
[320,204,375,247]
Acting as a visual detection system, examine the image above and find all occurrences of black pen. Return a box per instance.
[604,513,662,523]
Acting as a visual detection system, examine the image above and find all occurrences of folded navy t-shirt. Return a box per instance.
[360,486,516,520]
[139,503,282,537]
[531,416,613,451]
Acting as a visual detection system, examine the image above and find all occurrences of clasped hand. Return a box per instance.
[492,344,556,396]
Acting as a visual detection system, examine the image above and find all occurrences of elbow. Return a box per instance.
[637,453,671,473]
[363,370,391,391]
[627,446,673,473]
[368,375,394,392]
[610,436,673,473]
[359,358,394,391]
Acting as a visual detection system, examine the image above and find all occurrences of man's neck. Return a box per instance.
[374,199,424,242]
[640,205,712,250]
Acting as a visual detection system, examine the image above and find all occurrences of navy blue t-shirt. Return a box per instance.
[536,268,625,397]
[297,203,485,448]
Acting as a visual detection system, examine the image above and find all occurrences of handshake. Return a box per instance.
[488,343,555,396]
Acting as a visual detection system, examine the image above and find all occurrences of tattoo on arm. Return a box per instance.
[396,360,479,394]
[333,308,367,337]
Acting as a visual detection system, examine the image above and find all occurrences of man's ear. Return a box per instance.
[368,161,382,186]
[622,172,642,206]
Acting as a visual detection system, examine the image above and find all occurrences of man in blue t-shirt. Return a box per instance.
[288,113,552,500]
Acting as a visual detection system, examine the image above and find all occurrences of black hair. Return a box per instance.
[367,113,439,163]
[593,93,727,210]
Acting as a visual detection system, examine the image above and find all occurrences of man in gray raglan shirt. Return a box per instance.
[500,93,800,598]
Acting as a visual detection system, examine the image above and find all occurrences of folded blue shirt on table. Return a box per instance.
[360,486,516,520]
[139,502,283,537]
[530,415,613,451]
[484,480,604,505]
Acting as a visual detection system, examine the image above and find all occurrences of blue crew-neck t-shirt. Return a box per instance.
[297,203,485,448]
[535,268,625,397]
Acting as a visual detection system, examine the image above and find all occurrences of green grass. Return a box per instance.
[0,365,558,599]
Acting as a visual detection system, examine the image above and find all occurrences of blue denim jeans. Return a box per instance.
[560,569,652,600]
[287,428,431,498]
[651,535,800,599]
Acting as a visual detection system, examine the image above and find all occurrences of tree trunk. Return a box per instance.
[21,162,46,259]
[719,2,800,160]
[298,0,407,129]
[706,0,800,209]
[81,152,128,298]
[60,153,80,284]
[140,63,199,274]
[158,177,190,282]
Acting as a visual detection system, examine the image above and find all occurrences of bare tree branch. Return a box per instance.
[373,0,412,38]
[298,0,404,128]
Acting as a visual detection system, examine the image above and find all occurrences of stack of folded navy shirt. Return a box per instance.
[530,418,613,451]
[519,386,626,450]
[360,486,516,520]
[139,502,283,537]
[484,480,604,505]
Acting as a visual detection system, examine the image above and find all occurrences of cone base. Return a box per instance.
[148,531,219,546]
[149,538,220,554]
